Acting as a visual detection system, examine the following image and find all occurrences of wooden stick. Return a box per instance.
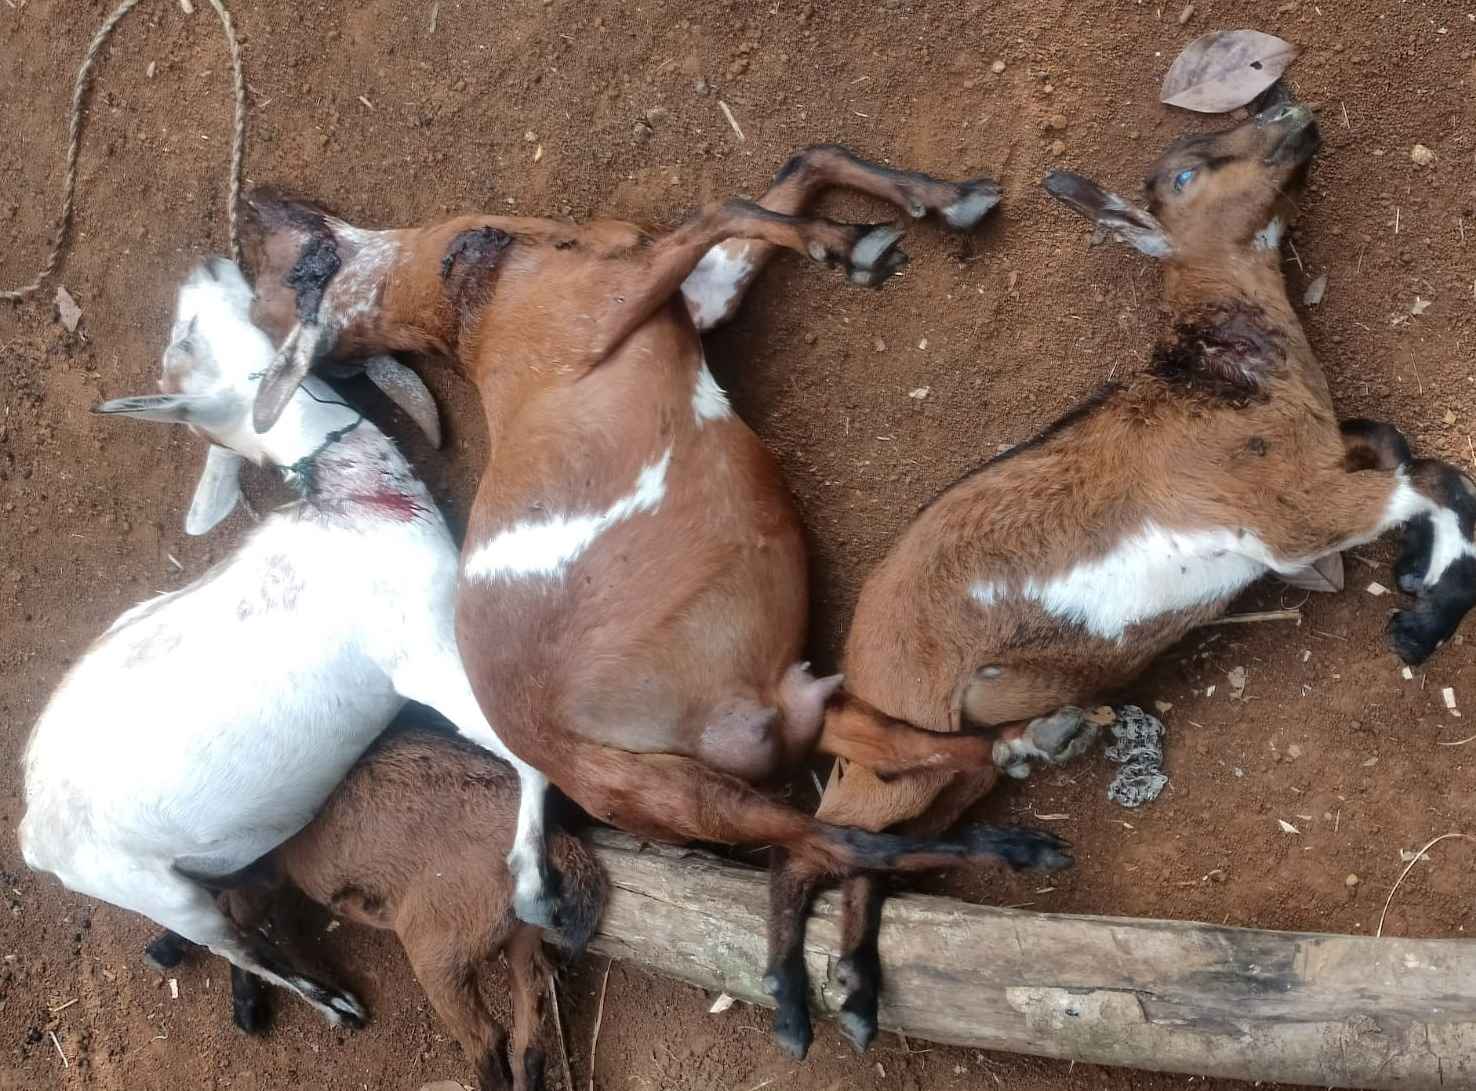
[1198,609,1302,627]
[585,830,1476,1091]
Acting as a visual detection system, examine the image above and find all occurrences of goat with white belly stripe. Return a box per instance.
[239,144,1074,1059]
[787,101,1476,1054]
[19,258,558,1029]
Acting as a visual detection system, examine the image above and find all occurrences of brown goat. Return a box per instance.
[772,104,1476,1053]
[238,145,1071,1059]
[145,727,604,1091]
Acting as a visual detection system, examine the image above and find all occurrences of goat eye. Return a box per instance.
[1172,168,1197,193]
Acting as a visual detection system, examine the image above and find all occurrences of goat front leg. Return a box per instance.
[683,145,1002,331]
[1270,446,1476,664]
[395,662,562,932]
[592,199,910,362]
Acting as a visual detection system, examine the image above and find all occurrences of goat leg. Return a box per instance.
[684,144,1002,331]
[590,199,910,364]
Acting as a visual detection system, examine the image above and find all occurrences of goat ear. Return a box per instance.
[364,354,442,449]
[184,444,246,536]
[93,393,235,427]
[252,322,324,434]
[1044,172,1174,259]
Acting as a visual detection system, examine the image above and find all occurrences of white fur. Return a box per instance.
[464,447,673,582]
[1252,215,1286,251]
[692,358,733,424]
[19,261,550,1027]
[681,243,755,332]
[1378,470,1476,586]
[1020,524,1270,640]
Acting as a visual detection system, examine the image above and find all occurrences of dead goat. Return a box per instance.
[783,103,1476,1052]
[19,259,560,1029]
[238,144,1070,1058]
[145,727,605,1091]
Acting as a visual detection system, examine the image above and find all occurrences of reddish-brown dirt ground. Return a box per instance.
[3,1,1474,1089]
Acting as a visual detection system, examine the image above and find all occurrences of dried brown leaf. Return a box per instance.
[1161,30,1298,114]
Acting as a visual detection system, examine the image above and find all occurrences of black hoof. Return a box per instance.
[941,179,1003,231]
[959,824,1074,872]
[761,968,813,1060]
[837,1004,878,1054]
[143,930,191,972]
[1389,609,1440,666]
[847,224,909,287]
[230,964,270,1035]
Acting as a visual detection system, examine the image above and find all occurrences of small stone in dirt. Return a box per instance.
[146,61,157,79]
[1410,143,1438,167]
[1104,705,1168,808]
[1345,873,1360,888]
[1443,409,1458,426]
[55,286,82,333]
[633,121,652,142]
[694,77,710,95]
[991,59,1007,73]
[1287,743,1302,759]
[802,332,817,345]
[1227,665,1248,700]
[1044,113,1068,131]
[908,386,930,400]
[178,0,194,13]
[524,130,537,142]
[1303,272,1328,306]
[1049,140,1067,157]
[874,338,887,353]
[1178,3,1195,23]
[645,106,670,126]
[1207,867,1227,882]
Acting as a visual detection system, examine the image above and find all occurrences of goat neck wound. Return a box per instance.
[1149,301,1285,400]
[282,422,431,521]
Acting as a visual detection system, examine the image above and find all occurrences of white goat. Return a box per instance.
[19,258,554,1026]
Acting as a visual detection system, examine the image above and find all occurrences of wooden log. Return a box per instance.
[585,831,1476,1090]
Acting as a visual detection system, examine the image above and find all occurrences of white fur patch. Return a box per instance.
[1381,471,1476,586]
[1019,524,1271,640]
[464,448,673,582]
[692,360,732,424]
[681,244,755,331]
[1252,216,1285,251]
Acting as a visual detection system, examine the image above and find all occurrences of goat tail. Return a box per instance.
[546,830,608,958]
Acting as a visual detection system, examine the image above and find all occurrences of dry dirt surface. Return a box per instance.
[3,1,1475,1089]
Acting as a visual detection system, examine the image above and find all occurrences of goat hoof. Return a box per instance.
[960,824,1074,872]
[1388,609,1439,667]
[837,1006,878,1054]
[142,931,190,972]
[771,1006,814,1060]
[232,991,270,1036]
[847,224,908,287]
[940,179,1003,231]
[1026,706,1101,765]
[322,989,369,1031]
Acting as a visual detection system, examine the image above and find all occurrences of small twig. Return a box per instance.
[718,100,745,142]
[50,1031,68,1068]
[548,972,575,1091]
[1438,733,1476,747]
[1340,100,1350,129]
[427,0,438,34]
[1377,832,1472,936]
[1394,207,1400,235]
[48,998,79,1013]
[1200,609,1302,627]
[1466,434,1474,473]
[587,959,612,1091]
[1286,240,1306,274]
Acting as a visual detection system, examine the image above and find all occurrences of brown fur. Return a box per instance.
[243,146,1063,1059]
[227,729,606,1091]
[795,105,1476,1053]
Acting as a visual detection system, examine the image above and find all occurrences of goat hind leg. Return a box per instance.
[504,926,553,1091]
[685,145,1002,331]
